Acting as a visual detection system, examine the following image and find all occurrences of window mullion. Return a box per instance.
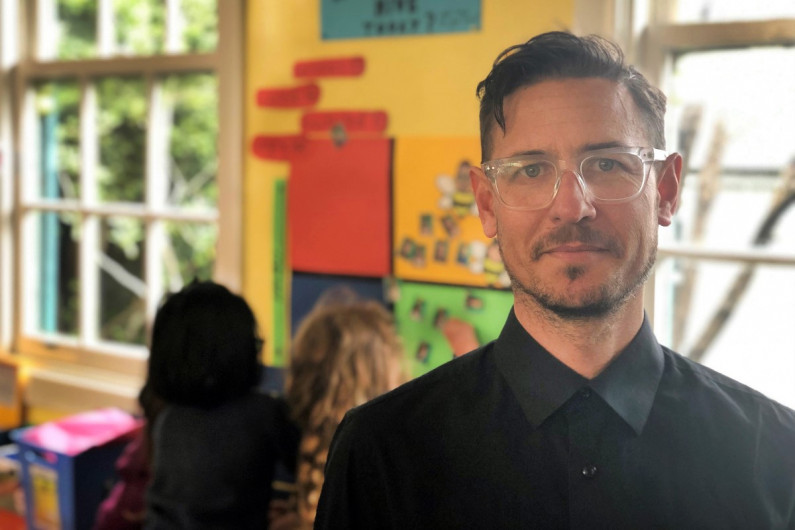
[97,0,116,58]
[0,0,18,348]
[35,0,57,60]
[145,75,167,325]
[79,79,99,344]
[214,0,243,291]
[19,85,39,338]
[165,0,185,54]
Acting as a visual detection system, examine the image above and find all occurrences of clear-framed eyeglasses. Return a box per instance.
[481,146,668,211]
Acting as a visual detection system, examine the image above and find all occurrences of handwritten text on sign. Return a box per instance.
[321,0,480,40]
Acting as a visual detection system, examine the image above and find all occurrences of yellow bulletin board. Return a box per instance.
[393,137,509,288]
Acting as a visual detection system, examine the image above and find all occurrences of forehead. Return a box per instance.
[491,78,648,158]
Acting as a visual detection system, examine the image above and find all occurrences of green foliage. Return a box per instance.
[166,222,217,288]
[116,0,165,55]
[97,77,147,202]
[164,73,219,207]
[55,0,217,58]
[36,1,220,344]
[182,0,218,52]
[57,0,97,59]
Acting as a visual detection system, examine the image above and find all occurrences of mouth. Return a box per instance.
[530,226,619,262]
[545,243,606,254]
[539,243,610,263]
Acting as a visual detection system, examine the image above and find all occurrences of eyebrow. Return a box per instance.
[581,141,626,152]
[506,141,630,159]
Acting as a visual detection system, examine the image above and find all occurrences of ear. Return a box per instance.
[470,166,498,238]
[656,153,682,227]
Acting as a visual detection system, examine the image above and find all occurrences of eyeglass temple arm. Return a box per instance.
[650,148,668,161]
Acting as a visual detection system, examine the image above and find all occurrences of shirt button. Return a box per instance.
[582,465,598,478]
[580,388,592,399]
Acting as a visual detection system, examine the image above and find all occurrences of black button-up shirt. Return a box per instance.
[315,309,795,529]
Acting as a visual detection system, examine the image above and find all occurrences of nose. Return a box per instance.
[548,169,596,223]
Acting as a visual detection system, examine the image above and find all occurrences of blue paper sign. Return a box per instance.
[321,0,481,40]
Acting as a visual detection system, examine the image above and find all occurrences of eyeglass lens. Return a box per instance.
[494,153,646,208]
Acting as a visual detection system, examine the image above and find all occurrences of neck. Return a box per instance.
[513,292,645,379]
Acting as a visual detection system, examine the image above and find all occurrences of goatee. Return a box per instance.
[497,225,657,320]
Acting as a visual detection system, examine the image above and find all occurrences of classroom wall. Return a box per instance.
[244,0,575,364]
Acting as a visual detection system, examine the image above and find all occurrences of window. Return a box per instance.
[639,0,795,408]
[2,1,243,381]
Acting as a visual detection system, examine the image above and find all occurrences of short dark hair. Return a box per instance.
[476,31,667,160]
[144,280,261,409]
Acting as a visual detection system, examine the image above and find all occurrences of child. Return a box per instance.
[284,295,406,528]
[95,281,298,530]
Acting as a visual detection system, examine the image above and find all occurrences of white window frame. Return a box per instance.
[0,1,243,402]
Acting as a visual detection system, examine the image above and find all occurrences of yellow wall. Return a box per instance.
[244,0,575,362]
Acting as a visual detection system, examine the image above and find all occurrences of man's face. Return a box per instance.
[471,78,680,319]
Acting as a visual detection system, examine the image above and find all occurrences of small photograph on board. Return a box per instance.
[415,342,431,364]
[456,242,471,266]
[412,245,427,268]
[465,293,485,311]
[440,215,459,238]
[410,299,426,321]
[419,214,433,236]
[399,237,416,260]
[433,308,449,328]
[433,240,449,263]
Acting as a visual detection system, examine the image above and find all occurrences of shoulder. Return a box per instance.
[660,346,795,433]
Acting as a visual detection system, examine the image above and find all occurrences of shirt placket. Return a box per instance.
[566,387,607,528]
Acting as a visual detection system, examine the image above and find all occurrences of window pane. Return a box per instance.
[53,0,98,59]
[668,47,795,171]
[33,81,81,200]
[674,0,795,23]
[99,216,145,345]
[162,221,216,292]
[654,258,795,409]
[181,0,218,53]
[97,77,146,203]
[163,73,218,208]
[25,211,80,337]
[115,0,165,55]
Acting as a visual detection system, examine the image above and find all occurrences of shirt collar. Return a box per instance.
[493,308,664,435]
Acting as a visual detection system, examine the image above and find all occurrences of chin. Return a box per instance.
[511,269,632,321]
[538,297,620,320]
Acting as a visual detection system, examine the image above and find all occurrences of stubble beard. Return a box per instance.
[498,227,658,321]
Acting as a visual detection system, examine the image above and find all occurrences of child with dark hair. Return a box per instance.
[94,281,298,530]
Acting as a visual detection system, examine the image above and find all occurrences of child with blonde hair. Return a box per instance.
[284,294,406,527]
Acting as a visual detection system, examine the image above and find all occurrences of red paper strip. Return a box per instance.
[301,111,388,133]
[255,84,320,108]
[251,135,306,161]
[294,57,365,78]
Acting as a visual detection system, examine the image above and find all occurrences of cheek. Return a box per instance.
[623,201,658,253]
[496,214,535,253]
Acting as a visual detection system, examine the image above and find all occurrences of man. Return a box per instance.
[315,32,795,528]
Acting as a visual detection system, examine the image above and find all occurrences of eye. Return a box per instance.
[521,164,543,178]
[597,158,616,171]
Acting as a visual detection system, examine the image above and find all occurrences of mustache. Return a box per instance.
[531,225,620,260]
